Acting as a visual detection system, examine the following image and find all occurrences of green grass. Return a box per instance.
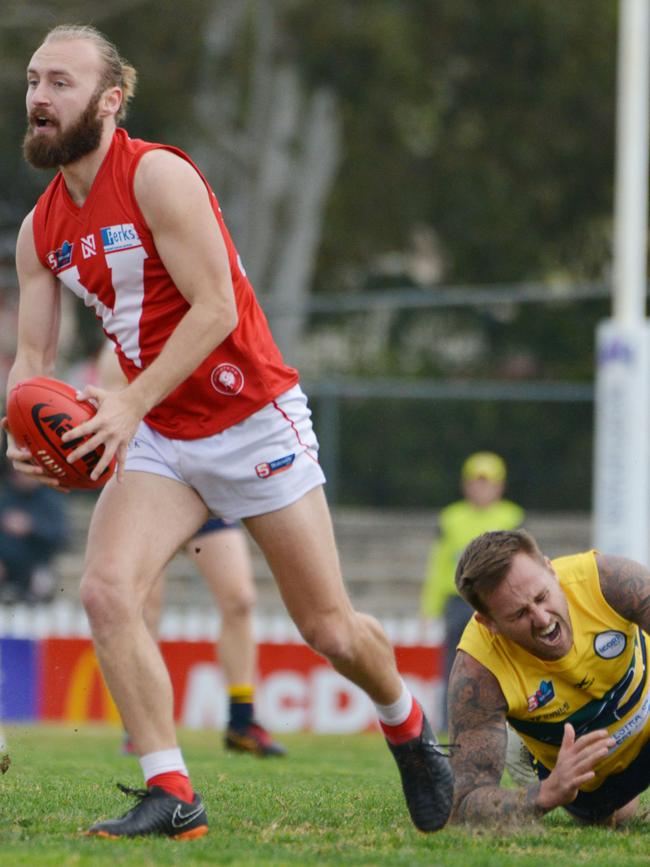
[1,724,649,866]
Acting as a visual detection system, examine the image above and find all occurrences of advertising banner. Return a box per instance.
[39,637,120,723]
[0,638,39,721]
[9,637,445,731]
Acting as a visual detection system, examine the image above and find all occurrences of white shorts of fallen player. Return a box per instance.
[124,384,326,520]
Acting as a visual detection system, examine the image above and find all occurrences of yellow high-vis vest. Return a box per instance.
[420,500,524,618]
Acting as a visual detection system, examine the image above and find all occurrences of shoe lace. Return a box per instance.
[116,782,150,800]
[431,741,459,758]
[415,736,459,759]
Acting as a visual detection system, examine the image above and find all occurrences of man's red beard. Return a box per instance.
[23,90,104,169]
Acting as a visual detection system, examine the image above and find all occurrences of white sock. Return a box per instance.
[374,679,413,726]
[139,748,188,783]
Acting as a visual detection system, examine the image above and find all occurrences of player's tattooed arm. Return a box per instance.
[448,650,546,825]
[597,553,650,632]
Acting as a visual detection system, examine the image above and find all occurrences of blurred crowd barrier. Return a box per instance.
[52,500,591,618]
[0,503,590,733]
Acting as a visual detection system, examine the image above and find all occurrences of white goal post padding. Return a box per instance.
[593,320,650,564]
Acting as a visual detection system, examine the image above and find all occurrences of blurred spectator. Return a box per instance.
[0,289,19,396]
[420,451,524,729]
[0,465,69,603]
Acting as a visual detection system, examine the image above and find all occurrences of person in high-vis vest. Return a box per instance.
[449,528,650,826]
[420,452,523,728]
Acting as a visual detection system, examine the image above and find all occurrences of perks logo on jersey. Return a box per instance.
[527,679,554,712]
[256,454,295,479]
[46,240,74,272]
[594,630,627,659]
[210,363,244,396]
[100,224,141,253]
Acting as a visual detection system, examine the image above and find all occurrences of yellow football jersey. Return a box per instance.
[458,550,650,790]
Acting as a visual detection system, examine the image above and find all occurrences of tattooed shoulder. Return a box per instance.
[597,553,650,625]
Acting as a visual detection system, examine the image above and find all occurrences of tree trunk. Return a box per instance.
[189,0,341,357]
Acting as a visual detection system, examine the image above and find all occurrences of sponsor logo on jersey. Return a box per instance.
[532,701,569,720]
[46,240,74,271]
[255,454,296,479]
[610,690,650,750]
[100,223,141,253]
[81,234,96,259]
[594,630,627,659]
[210,363,244,396]
[527,679,554,712]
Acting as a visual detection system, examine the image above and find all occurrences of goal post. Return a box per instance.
[594,321,650,562]
[593,0,650,562]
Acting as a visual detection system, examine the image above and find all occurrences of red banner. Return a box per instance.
[39,638,120,722]
[37,638,444,732]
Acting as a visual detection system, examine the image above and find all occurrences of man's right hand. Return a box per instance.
[2,416,69,491]
[537,723,615,810]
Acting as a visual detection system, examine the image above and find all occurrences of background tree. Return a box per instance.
[0,0,621,510]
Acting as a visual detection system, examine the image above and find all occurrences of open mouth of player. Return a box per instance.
[32,115,57,132]
[537,620,561,644]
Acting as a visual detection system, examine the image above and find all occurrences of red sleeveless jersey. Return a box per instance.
[31,129,298,439]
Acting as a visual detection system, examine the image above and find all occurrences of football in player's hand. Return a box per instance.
[6,376,116,490]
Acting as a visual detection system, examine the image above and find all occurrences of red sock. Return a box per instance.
[147,771,194,802]
[380,698,424,745]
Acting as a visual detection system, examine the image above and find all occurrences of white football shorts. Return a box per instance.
[124,384,326,520]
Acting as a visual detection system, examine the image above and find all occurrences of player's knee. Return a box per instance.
[613,796,639,826]
[220,585,256,619]
[300,616,356,665]
[80,563,133,628]
[80,579,121,628]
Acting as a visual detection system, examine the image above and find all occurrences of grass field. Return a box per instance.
[1,724,650,866]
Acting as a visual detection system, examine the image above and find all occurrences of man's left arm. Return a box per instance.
[596,553,650,631]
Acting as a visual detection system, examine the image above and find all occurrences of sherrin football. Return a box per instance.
[6,376,116,490]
